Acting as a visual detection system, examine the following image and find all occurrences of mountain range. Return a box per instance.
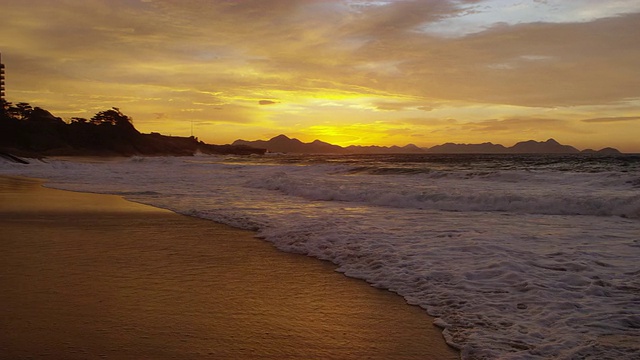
[233,135,622,154]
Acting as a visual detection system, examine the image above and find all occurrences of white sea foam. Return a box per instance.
[2,154,639,359]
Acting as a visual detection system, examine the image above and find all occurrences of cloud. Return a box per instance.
[421,0,640,37]
[374,13,640,107]
[581,116,640,123]
[467,117,589,134]
[1,0,639,150]
[5,0,639,110]
[372,100,425,111]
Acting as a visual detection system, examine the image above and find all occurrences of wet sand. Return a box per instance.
[0,176,459,359]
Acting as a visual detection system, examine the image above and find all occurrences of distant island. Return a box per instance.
[0,101,265,158]
[1,100,623,159]
[233,135,622,155]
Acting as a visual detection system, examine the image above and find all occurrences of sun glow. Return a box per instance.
[1,0,639,152]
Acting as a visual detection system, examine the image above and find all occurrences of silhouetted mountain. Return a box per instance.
[343,143,425,154]
[3,101,623,157]
[233,135,622,155]
[233,135,425,154]
[233,135,323,153]
[509,138,579,153]
[581,147,622,155]
[428,142,508,154]
[402,144,423,152]
[309,139,346,153]
[233,135,342,153]
[342,145,383,154]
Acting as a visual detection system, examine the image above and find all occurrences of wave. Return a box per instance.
[2,155,639,359]
[245,169,640,219]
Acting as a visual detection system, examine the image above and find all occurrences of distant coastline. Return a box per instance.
[233,134,623,155]
[1,101,624,158]
[0,103,265,158]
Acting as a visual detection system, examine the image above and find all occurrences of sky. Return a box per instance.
[1,0,640,152]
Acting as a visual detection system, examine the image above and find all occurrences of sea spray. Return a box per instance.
[2,154,639,359]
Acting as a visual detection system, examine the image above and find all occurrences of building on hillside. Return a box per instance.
[0,53,5,102]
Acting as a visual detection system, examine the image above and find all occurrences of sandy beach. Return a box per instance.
[0,176,458,360]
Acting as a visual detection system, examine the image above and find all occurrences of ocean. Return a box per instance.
[2,153,639,359]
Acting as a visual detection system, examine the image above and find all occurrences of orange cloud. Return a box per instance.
[1,0,639,151]
[259,100,278,105]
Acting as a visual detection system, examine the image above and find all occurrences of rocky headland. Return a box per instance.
[0,104,265,159]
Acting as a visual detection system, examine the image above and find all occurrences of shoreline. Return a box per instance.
[0,175,459,359]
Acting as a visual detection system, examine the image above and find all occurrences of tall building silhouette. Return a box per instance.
[0,53,5,102]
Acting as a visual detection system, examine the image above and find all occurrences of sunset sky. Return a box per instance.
[1,0,639,151]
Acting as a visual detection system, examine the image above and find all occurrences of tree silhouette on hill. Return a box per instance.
[88,107,137,131]
[1,100,266,156]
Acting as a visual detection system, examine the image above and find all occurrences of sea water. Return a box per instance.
[2,153,639,359]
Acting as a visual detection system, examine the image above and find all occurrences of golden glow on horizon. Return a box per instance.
[1,0,640,152]
[304,123,400,147]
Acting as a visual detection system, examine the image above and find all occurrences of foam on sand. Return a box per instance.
[2,154,638,358]
[0,176,458,360]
